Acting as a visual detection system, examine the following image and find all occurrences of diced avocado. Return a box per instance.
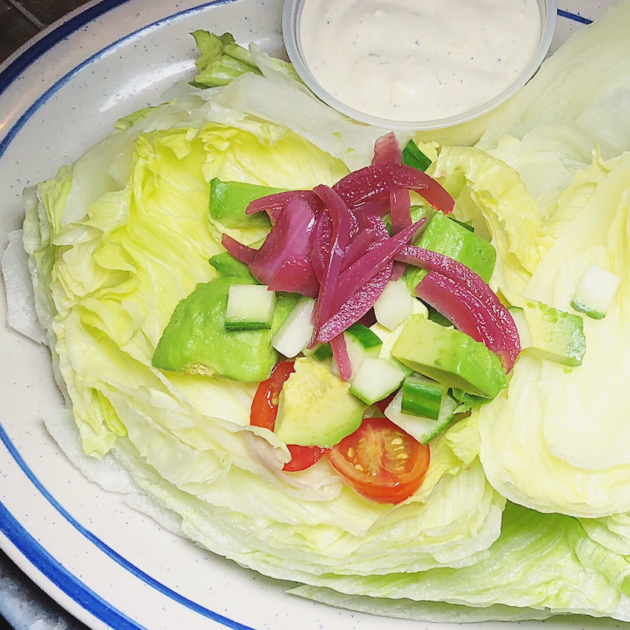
[451,388,486,413]
[510,300,586,367]
[383,205,433,237]
[370,298,428,378]
[275,358,367,447]
[402,139,432,172]
[225,284,276,331]
[152,277,278,382]
[392,316,506,398]
[209,252,258,282]
[209,179,286,229]
[404,210,496,293]
[570,264,621,320]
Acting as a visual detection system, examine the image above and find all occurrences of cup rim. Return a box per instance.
[282,0,558,131]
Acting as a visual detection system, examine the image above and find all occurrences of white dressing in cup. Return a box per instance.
[299,0,542,122]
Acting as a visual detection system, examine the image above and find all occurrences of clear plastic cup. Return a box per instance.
[283,0,557,130]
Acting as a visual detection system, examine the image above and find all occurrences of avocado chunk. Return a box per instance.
[209,179,286,229]
[510,300,586,367]
[209,252,258,282]
[383,205,432,237]
[392,315,506,398]
[275,358,368,448]
[404,210,496,293]
[152,276,278,382]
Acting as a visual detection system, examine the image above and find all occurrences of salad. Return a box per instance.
[5,0,630,622]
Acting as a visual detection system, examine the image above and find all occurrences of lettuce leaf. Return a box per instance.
[22,99,504,593]
[478,1,630,155]
[14,9,630,622]
[429,146,550,295]
[288,502,630,620]
[477,150,630,518]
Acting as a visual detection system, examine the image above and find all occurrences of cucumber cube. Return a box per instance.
[401,374,448,420]
[349,358,407,405]
[571,264,621,320]
[374,280,414,331]
[385,390,458,445]
[272,296,316,358]
[225,284,276,330]
[311,344,333,361]
[331,323,383,380]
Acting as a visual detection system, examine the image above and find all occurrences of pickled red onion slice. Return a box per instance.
[415,272,518,372]
[333,163,454,214]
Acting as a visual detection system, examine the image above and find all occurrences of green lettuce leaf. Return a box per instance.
[191,31,300,89]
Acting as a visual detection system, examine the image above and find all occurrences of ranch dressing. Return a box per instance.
[299,0,542,122]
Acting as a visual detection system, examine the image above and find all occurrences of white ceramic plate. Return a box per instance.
[0,1,616,628]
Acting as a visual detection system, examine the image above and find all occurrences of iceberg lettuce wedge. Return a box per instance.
[478,151,630,518]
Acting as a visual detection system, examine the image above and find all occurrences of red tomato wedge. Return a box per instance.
[250,361,327,472]
[328,416,430,504]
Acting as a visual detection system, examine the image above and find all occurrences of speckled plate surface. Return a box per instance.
[0,1,617,628]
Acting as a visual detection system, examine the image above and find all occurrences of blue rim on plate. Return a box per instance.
[0,2,598,629]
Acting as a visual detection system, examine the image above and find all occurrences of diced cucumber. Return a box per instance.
[312,344,333,361]
[349,358,407,405]
[448,216,474,233]
[272,296,316,358]
[385,390,458,445]
[331,323,383,380]
[509,300,585,367]
[374,280,414,331]
[401,374,448,420]
[225,284,275,330]
[427,305,452,328]
[402,139,432,172]
[571,264,621,320]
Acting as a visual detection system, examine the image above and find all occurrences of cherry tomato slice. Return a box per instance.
[328,416,430,504]
[250,361,296,431]
[250,361,327,472]
[284,445,328,472]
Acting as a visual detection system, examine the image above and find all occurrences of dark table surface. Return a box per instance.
[1,6,94,627]
[0,0,92,64]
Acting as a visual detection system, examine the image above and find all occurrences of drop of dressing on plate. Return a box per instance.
[299,0,542,122]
